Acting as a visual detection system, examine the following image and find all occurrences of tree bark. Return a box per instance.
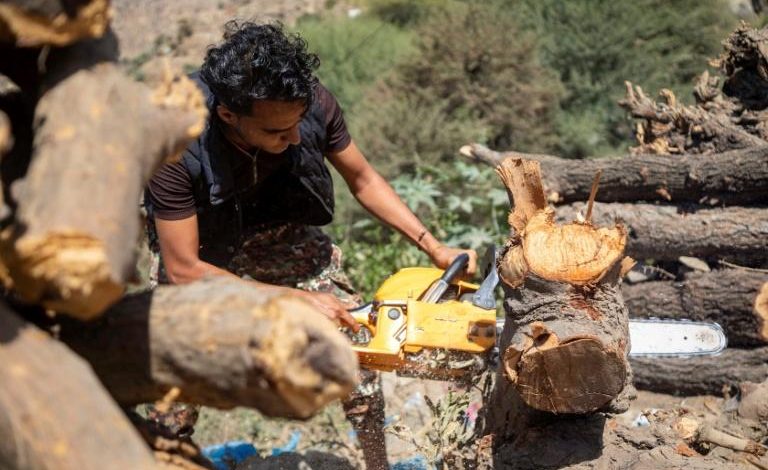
[631,347,768,395]
[556,202,768,265]
[459,143,768,205]
[623,269,768,347]
[0,0,110,47]
[55,277,360,420]
[484,158,634,443]
[0,57,206,320]
[0,301,157,470]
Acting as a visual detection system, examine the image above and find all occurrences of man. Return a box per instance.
[144,21,477,470]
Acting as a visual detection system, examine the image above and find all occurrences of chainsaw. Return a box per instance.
[348,246,727,381]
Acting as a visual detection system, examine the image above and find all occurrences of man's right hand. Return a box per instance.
[296,290,360,332]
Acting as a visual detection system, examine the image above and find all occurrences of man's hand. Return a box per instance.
[296,290,360,332]
[428,245,478,277]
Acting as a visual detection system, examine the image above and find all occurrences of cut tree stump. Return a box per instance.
[556,202,768,265]
[484,158,634,443]
[459,143,768,205]
[0,0,110,47]
[623,269,768,347]
[0,61,206,320]
[55,277,359,419]
[0,301,157,470]
[631,346,768,395]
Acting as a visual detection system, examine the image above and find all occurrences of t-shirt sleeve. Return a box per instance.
[315,82,352,154]
[146,160,197,220]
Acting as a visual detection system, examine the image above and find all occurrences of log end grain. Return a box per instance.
[522,210,626,285]
[503,323,627,414]
[0,0,110,47]
[0,230,123,319]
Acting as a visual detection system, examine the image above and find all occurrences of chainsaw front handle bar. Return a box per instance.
[421,253,470,303]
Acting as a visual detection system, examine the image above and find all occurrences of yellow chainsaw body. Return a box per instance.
[351,267,496,379]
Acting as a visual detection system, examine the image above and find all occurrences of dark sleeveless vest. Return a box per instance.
[151,74,335,266]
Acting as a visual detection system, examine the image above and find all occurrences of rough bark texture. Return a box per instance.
[55,277,359,419]
[623,269,768,347]
[485,158,633,450]
[631,346,768,395]
[0,0,110,47]
[460,143,768,205]
[0,59,206,319]
[556,202,768,265]
[0,301,157,470]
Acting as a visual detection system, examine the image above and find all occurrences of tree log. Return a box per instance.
[0,0,110,47]
[55,277,359,420]
[631,347,768,395]
[556,202,768,265]
[0,59,206,319]
[484,157,634,444]
[0,301,157,470]
[623,269,768,347]
[459,143,768,205]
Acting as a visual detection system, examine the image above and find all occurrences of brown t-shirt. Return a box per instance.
[147,83,351,221]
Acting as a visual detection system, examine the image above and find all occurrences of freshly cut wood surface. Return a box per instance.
[486,157,633,443]
[556,202,768,265]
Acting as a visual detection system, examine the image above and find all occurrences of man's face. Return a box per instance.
[217,99,305,154]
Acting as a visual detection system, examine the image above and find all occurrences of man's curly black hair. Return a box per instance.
[200,21,320,115]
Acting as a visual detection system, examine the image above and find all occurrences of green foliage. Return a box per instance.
[506,0,737,157]
[352,1,563,175]
[295,14,415,113]
[366,0,449,27]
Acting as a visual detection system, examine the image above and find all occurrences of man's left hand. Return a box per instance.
[428,245,478,277]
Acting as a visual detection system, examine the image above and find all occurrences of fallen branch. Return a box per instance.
[459,143,768,205]
[0,60,206,319]
[675,417,766,456]
[56,277,359,419]
[0,301,157,469]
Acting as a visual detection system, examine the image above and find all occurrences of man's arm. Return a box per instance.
[154,214,358,329]
[328,140,478,274]
[154,215,233,283]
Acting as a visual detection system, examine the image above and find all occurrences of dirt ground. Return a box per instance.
[192,371,765,469]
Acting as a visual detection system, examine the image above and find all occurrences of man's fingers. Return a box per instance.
[339,309,360,332]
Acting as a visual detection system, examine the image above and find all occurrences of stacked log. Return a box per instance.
[0,2,359,469]
[463,24,768,401]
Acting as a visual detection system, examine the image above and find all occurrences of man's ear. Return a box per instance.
[216,105,239,127]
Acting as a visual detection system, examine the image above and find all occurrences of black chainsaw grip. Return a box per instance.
[440,253,470,284]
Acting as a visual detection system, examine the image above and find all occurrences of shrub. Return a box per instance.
[507,0,737,157]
